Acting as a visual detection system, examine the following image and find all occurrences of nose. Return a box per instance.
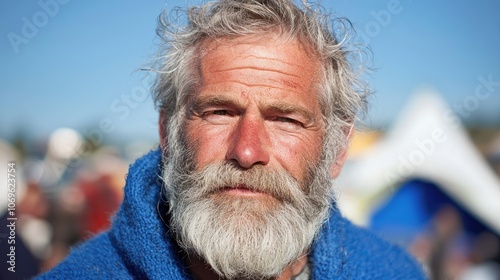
[226,115,270,169]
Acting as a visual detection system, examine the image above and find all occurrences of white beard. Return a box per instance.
[162,159,334,280]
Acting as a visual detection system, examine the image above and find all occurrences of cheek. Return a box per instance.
[270,132,323,179]
[186,123,230,168]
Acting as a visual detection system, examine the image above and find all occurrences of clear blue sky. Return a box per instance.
[1,0,499,144]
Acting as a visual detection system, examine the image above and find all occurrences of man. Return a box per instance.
[38,0,426,279]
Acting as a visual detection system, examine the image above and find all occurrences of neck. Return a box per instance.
[185,253,308,280]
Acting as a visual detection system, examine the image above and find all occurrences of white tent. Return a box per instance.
[341,88,500,234]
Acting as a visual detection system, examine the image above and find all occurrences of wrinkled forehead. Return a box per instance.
[191,33,324,105]
[197,33,320,72]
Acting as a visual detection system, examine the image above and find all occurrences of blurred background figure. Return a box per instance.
[0,135,130,276]
[39,147,126,272]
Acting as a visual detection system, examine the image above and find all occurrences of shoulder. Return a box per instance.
[36,232,130,279]
[341,218,426,278]
[311,209,427,279]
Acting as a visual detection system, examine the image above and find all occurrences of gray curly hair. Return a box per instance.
[153,0,368,165]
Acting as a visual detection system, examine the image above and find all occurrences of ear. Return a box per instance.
[159,109,168,151]
[330,125,354,178]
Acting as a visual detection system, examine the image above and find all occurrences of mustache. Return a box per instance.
[175,162,308,206]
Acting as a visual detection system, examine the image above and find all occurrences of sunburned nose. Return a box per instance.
[225,115,270,169]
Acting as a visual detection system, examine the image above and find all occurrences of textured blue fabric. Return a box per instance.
[37,148,426,279]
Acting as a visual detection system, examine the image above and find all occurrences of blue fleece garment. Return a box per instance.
[37,149,426,279]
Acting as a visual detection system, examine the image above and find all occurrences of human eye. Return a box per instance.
[202,109,232,117]
[210,110,230,116]
[273,116,304,129]
[201,109,235,123]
